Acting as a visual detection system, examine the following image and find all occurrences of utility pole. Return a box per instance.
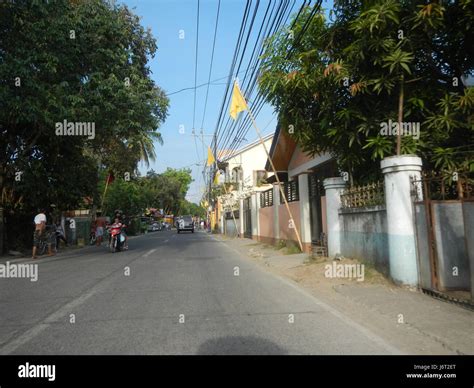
[212,132,217,232]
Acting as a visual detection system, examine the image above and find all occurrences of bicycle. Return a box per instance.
[38,225,57,256]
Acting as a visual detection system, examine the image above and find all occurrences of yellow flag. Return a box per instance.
[213,170,220,185]
[207,146,215,166]
[229,81,248,120]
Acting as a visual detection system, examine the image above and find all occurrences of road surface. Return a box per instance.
[0,230,400,355]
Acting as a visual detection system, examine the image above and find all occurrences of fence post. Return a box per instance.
[323,177,347,258]
[239,197,244,238]
[273,183,280,243]
[298,173,312,253]
[381,155,422,286]
[253,192,260,240]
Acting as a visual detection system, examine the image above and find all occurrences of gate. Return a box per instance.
[243,196,252,239]
[411,173,473,303]
[224,210,239,237]
[309,173,325,245]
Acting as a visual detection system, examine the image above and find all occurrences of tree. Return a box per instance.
[259,1,473,184]
[0,0,169,252]
[178,200,206,218]
[101,168,195,218]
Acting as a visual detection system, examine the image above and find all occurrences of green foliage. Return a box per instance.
[102,168,198,218]
[0,0,169,204]
[178,200,206,218]
[0,0,169,251]
[259,1,473,183]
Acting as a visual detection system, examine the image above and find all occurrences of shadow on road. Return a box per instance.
[196,336,288,355]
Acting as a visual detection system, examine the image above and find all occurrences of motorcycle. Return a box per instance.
[107,223,127,253]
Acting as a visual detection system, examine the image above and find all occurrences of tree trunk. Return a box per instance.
[397,74,405,156]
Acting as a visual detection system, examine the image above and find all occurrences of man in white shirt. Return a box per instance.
[32,209,53,259]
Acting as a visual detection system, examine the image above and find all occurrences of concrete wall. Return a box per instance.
[258,207,274,239]
[339,206,389,275]
[278,202,301,245]
[256,201,302,248]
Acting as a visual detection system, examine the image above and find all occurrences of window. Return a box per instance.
[260,188,273,208]
[231,167,243,183]
[280,180,299,203]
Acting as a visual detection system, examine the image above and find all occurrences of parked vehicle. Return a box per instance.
[148,222,161,232]
[177,215,194,234]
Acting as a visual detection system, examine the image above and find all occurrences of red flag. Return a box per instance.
[106,172,115,184]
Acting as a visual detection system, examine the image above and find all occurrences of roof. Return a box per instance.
[264,124,297,172]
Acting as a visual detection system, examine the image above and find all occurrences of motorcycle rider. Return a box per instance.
[114,210,129,250]
[109,216,128,250]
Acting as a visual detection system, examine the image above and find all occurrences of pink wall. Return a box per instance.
[258,202,301,243]
[278,202,300,241]
[258,207,274,238]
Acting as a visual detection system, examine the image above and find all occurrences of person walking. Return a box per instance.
[55,220,68,251]
[95,216,106,246]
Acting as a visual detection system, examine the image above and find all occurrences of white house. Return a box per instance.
[216,133,274,238]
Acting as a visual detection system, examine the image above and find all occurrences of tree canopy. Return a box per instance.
[0,0,169,251]
[259,0,473,183]
[102,168,199,218]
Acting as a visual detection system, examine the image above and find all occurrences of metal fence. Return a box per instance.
[341,181,385,209]
[411,172,473,304]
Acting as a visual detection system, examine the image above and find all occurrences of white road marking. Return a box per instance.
[0,279,104,355]
[143,249,157,258]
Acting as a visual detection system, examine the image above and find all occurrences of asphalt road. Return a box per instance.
[0,230,400,355]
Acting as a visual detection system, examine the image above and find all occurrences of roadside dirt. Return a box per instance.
[218,235,474,355]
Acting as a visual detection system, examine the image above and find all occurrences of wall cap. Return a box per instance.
[323,177,347,190]
[339,205,386,215]
[381,155,422,174]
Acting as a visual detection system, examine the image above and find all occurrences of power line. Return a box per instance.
[192,0,200,132]
[210,0,252,155]
[164,65,258,96]
[222,0,303,156]
[214,0,281,154]
[220,1,323,159]
[191,0,204,169]
[199,0,221,132]
[216,0,294,156]
[203,0,321,193]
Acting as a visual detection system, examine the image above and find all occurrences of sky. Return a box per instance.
[121,0,332,203]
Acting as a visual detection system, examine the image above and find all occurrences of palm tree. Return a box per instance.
[127,129,163,167]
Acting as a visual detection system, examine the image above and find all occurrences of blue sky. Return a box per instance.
[121,0,332,203]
